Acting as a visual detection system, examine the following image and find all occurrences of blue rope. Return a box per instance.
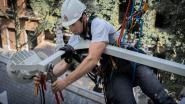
[121,28,128,47]
[119,0,144,82]
[132,19,143,82]
[132,20,144,82]
[138,0,143,11]
[121,0,135,47]
[119,23,128,47]
[131,0,144,82]
[130,0,135,16]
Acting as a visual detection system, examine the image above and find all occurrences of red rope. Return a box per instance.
[117,0,132,46]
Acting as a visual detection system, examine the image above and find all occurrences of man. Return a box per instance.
[49,0,176,103]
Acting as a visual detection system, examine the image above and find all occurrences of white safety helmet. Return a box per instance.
[61,0,86,27]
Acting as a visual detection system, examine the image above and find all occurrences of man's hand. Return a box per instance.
[59,44,75,64]
[33,72,47,82]
[33,72,47,96]
[52,79,68,93]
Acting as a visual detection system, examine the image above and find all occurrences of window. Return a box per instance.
[8,28,16,49]
[7,0,13,9]
[26,30,37,50]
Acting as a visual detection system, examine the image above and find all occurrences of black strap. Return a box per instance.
[85,13,97,40]
[86,13,121,40]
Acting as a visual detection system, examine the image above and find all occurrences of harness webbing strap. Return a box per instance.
[85,13,97,40]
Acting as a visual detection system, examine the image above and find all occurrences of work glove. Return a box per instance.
[59,44,75,64]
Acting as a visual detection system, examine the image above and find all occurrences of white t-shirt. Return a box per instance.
[91,17,116,43]
[68,17,116,46]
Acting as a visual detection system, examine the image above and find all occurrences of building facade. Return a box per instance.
[0,0,45,51]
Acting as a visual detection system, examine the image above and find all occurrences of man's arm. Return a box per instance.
[53,59,70,77]
[52,41,107,92]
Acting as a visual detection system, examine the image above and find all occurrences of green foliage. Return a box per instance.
[96,0,119,26]
[81,0,119,27]
[153,0,185,63]
[30,0,50,16]
[95,0,115,20]
[143,0,185,97]
[30,0,63,33]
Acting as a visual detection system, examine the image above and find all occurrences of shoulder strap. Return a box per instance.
[85,13,97,40]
